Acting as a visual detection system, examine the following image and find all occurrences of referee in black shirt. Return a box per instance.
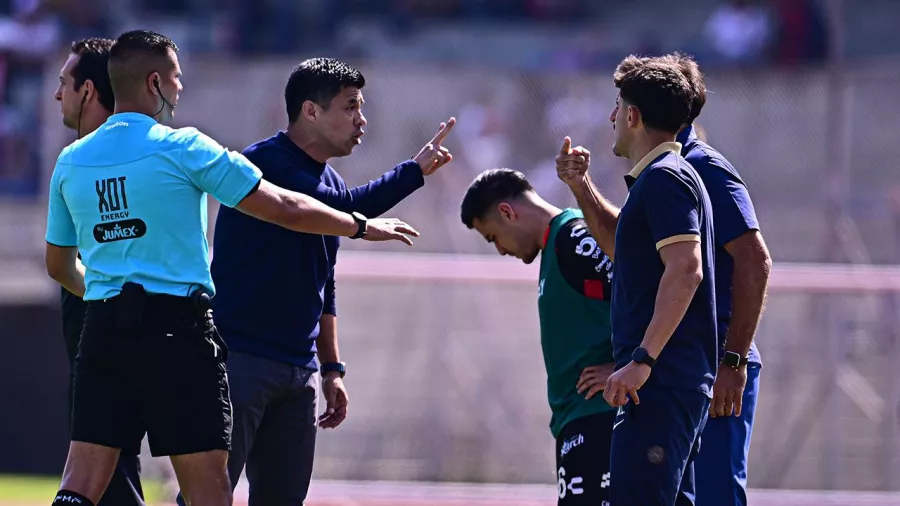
[53,38,145,506]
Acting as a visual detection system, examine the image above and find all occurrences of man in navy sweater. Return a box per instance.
[177,58,455,506]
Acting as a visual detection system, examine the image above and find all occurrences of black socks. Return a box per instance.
[51,489,95,506]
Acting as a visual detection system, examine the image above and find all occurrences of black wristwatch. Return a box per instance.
[631,347,657,367]
[349,212,367,239]
[321,361,346,378]
[722,351,749,369]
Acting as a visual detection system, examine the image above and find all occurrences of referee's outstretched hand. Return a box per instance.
[364,218,420,245]
[603,361,651,407]
[414,117,456,176]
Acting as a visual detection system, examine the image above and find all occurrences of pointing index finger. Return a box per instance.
[431,117,456,146]
[559,136,572,156]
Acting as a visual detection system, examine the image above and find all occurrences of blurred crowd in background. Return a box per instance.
[3,1,900,491]
[0,0,847,198]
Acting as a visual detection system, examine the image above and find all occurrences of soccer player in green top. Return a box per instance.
[461,168,615,506]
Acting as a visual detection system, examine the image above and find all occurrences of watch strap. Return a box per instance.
[723,351,749,368]
[632,347,657,367]
[321,361,346,378]
[350,212,367,239]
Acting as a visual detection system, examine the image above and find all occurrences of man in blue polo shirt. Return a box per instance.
[556,58,718,505]
[44,31,419,506]
[607,53,772,506]
[178,58,455,506]
[665,52,772,506]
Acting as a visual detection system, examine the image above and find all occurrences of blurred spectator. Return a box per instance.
[768,0,829,66]
[703,0,772,66]
[42,0,111,42]
[0,0,62,197]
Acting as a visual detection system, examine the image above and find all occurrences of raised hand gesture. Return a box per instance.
[414,117,456,176]
[555,136,591,189]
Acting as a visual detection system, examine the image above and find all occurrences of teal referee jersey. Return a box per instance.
[45,112,262,301]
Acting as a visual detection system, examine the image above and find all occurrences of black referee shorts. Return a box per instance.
[72,290,232,457]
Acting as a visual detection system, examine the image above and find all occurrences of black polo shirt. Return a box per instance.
[610,142,718,396]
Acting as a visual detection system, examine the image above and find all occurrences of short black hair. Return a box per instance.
[71,38,115,112]
[285,58,365,123]
[108,30,178,101]
[613,57,693,134]
[659,52,706,123]
[460,169,534,229]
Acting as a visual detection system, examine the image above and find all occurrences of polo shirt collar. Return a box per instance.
[275,131,327,172]
[626,141,682,180]
[107,112,156,124]
[676,125,697,155]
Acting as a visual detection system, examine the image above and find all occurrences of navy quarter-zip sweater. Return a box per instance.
[210,131,425,369]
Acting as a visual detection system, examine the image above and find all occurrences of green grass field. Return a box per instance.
[0,475,167,504]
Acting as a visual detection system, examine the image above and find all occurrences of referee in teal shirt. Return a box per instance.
[44,30,418,506]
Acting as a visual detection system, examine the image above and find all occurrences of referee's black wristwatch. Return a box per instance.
[350,212,367,239]
[321,361,347,379]
[631,347,657,368]
[722,351,749,369]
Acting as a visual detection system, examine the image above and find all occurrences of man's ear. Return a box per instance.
[497,202,517,221]
[302,100,319,122]
[80,79,95,102]
[627,104,642,129]
[148,72,161,96]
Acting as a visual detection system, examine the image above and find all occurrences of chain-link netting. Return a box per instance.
[4,57,900,491]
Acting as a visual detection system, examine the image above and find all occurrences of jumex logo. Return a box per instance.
[93,176,147,243]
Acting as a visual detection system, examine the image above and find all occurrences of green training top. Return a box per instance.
[538,208,616,438]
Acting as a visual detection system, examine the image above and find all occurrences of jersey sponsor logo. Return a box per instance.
[570,223,588,239]
[538,278,545,297]
[557,466,584,499]
[595,254,614,284]
[570,223,600,258]
[559,433,584,457]
[570,224,594,255]
[571,221,612,265]
[104,120,129,130]
[93,176,146,243]
[96,176,129,219]
[575,237,597,257]
[94,219,147,243]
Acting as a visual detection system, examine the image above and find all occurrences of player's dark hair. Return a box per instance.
[108,30,178,101]
[460,169,534,229]
[285,57,365,123]
[70,38,115,112]
[613,57,693,134]
[659,52,706,123]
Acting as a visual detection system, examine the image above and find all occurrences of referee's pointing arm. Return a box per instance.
[235,178,419,245]
[179,128,420,245]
